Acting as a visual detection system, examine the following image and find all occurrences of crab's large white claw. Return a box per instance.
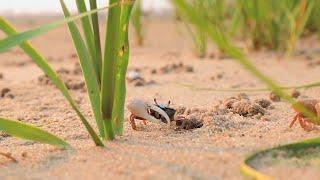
[147,103,171,127]
[127,99,170,127]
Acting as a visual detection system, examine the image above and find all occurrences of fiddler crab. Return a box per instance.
[290,99,320,131]
[127,98,176,130]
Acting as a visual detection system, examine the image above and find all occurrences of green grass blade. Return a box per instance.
[100,0,121,140]
[241,137,320,179]
[0,117,70,149]
[0,1,134,52]
[0,17,103,147]
[89,0,103,78]
[59,0,106,140]
[113,2,134,134]
[101,0,135,138]
[76,0,100,82]
[131,0,143,46]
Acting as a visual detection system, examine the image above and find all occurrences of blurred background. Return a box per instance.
[0,0,172,14]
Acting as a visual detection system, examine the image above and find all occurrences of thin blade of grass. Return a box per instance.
[89,0,103,78]
[0,117,70,149]
[0,17,103,147]
[0,1,134,52]
[131,0,143,46]
[75,0,100,82]
[59,0,106,139]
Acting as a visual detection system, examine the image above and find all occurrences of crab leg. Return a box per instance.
[290,114,299,128]
[130,114,137,130]
[130,114,148,130]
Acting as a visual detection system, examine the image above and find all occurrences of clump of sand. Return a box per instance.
[174,93,274,134]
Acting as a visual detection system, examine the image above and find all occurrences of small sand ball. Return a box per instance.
[216,73,224,79]
[21,152,27,158]
[176,106,187,115]
[223,97,237,109]
[237,93,249,100]
[185,66,194,72]
[231,99,251,116]
[247,103,265,116]
[269,91,281,102]
[254,98,271,108]
[1,88,11,97]
[290,89,301,98]
[150,69,157,74]
[133,79,146,87]
[57,67,70,74]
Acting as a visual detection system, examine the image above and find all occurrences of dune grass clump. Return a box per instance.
[175,0,317,57]
[0,0,135,147]
[232,0,315,53]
